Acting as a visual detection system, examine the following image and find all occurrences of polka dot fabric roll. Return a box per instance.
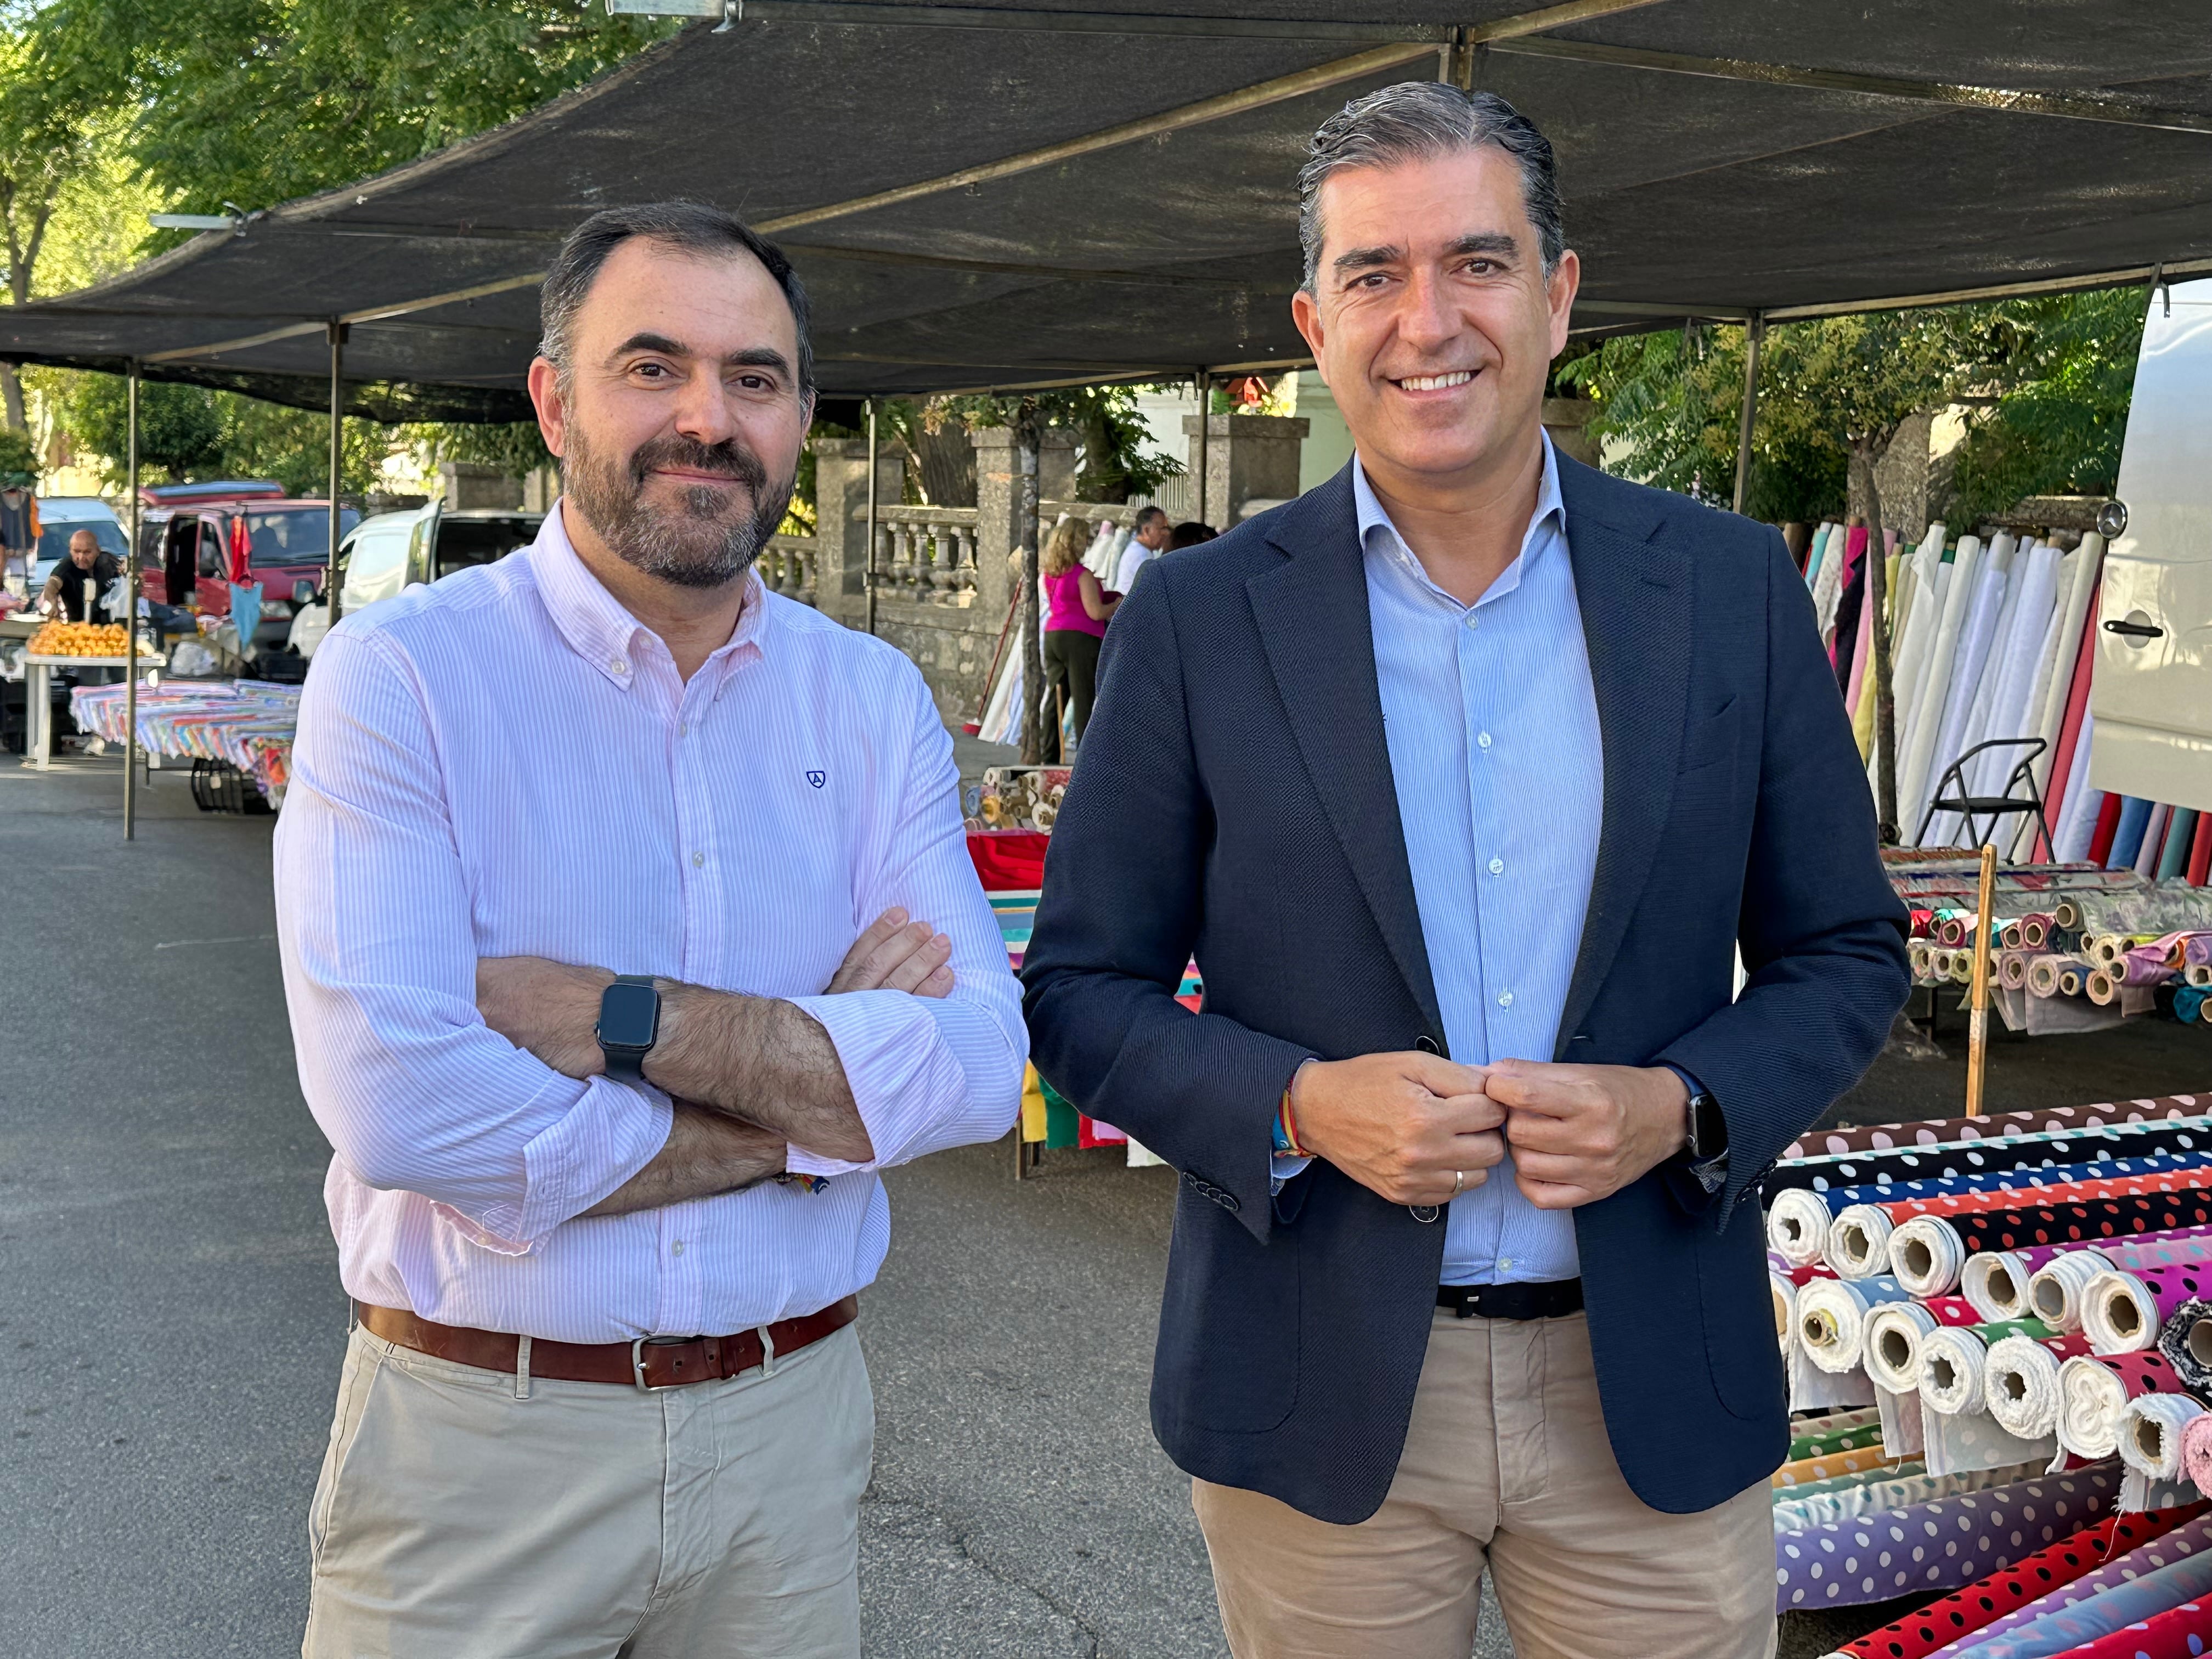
[2057,1597,2212,1659]
[1767,1123,2212,1201]
[1832,1508,2203,1659]
[1943,1189,2212,1262]
[2160,1300,2212,1397]
[1781,1098,2209,1161]
[1869,1161,2212,1229]
[1774,1463,2119,1612]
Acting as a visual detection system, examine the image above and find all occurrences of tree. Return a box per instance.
[0,32,109,430]
[63,375,224,477]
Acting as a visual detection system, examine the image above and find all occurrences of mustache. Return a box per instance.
[629,434,769,492]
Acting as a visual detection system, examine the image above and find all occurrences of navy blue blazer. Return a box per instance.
[1019,456,1910,1525]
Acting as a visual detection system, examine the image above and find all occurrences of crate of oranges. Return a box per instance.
[27,621,131,658]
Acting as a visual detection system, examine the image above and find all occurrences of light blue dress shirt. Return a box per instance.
[1276,438,1605,1285]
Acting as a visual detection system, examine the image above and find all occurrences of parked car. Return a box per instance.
[27,495,130,592]
[134,481,360,648]
[290,503,542,658]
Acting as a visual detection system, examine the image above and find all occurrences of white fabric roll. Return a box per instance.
[1767,1189,1835,1267]
[1934,533,2028,844]
[1963,1249,2036,1322]
[2053,711,2103,862]
[1798,1275,1912,1374]
[1890,1215,1968,1298]
[2058,1352,2131,1458]
[1888,529,1945,761]
[1811,523,1847,640]
[1900,535,1983,837]
[1921,550,2011,845]
[2011,533,2104,860]
[1894,552,1956,791]
[1984,1333,2067,1440]
[2119,1391,2207,1481]
[2024,1247,2116,1332]
[2080,1268,2163,1353]
[1825,1204,1897,1280]
[1919,1324,1993,1415]
[1771,1271,1799,1357]
[1865,1301,1940,1393]
[1963,538,2059,803]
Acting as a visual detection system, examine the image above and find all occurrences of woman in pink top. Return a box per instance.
[1040,517,1118,753]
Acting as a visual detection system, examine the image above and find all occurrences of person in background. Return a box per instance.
[1111,504,1174,594]
[1041,515,1118,754]
[40,528,120,620]
[0,472,39,592]
[1167,521,1218,550]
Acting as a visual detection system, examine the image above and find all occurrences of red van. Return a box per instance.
[135,481,359,647]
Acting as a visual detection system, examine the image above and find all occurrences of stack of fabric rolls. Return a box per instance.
[1765,1093,2212,1655]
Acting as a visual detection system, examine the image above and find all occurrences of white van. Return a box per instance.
[28,494,129,590]
[289,504,540,658]
[2089,278,2212,809]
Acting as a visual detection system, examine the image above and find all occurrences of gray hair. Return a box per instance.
[539,201,815,393]
[1297,83,1564,294]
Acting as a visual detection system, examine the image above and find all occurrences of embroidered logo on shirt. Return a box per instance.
[806,770,827,788]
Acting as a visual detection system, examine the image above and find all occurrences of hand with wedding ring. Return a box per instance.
[1287,1051,1506,1208]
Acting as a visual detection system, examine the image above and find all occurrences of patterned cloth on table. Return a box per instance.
[1910,1188,2212,1267]
[2058,1352,2190,1461]
[1831,1506,2204,1659]
[2084,1263,2212,1354]
[1960,1532,2212,1655]
[1781,1098,2212,1161]
[1773,1460,2046,1534]
[1776,1446,1905,1487]
[1774,1462,2121,1612]
[1944,1508,2212,1652]
[1790,1407,1886,1463]
[1859,1162,2212,1229]
[1765,1120,2212,1200]
[2160,1299,2212,1395]
[2049,1598,2212,1659]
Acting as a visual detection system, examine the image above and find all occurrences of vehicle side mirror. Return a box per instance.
[292,579,318,606]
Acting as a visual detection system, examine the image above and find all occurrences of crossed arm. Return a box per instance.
[477,909,956,1217]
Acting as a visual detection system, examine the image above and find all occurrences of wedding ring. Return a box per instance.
[1451,1170,1465,1197]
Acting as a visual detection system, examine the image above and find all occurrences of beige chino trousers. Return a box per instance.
[302,1319,873,1658]
[1193,1309,1776,1659]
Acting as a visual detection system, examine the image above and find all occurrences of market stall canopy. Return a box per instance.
[8,0,2212,419]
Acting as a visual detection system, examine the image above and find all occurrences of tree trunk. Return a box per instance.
[0,363,24,433]
[912,413,976,507]
[1014,408,1043,764]
[1853,443,1899,844]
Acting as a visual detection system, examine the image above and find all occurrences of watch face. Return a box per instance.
[599,980,660,1049]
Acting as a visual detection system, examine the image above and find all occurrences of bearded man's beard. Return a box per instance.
[562,424,795,590]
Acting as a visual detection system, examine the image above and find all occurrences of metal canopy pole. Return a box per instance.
[864,397,880,635]
[1731,312,1764,516]
[123,362,140,840]
[326,321,346,624]
[1193,372,1209,527]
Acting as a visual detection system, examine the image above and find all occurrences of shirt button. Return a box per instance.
[611,658,628,675]
[1477,732,1493,750]
[670,1240,685,1257]
[1464,613,1479,630]
[1497,990,1514,1008]
[1499,1257,1514,1271]
[691,850,706,867]
[1488,857,1504,876]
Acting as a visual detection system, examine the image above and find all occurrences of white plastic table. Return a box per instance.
[22,652,166,771]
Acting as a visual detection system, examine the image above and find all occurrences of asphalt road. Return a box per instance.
[10,754,2210,1658]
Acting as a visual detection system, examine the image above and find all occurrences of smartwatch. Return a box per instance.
[596,974,662,1084]
[1684,1082,1727,1163]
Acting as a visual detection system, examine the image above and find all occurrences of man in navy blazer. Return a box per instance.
[1021,84,1908,1659]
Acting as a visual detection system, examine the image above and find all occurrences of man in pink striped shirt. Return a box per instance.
[275,202,1025,1657]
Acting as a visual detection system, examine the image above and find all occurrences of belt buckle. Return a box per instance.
[631,1335,691,1392]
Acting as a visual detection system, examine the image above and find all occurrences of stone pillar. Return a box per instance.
[1036,428,1078,505]
[1181,413,1311,528]
[1541,398,1600,470]
[811,436,905,630]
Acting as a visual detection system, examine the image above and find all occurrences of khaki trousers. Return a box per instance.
[302,1319,873,1658]
[1192,1309,1775,1659]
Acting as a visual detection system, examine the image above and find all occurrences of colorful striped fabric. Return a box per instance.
[1781,1097,2212,1161]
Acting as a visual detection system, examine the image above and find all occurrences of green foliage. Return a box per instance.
[927,387,1181,502]
[1945,287,2144,526]
[0,426,36,476]
[58,372,390,493]
[27,0,675,229]
[1561,294,2135,526]
[400,419,552,478]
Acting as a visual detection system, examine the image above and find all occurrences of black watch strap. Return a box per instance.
[596,973,661,1085]
[1686,1086,1727,1164]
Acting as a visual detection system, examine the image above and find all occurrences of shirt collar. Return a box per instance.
[529,498,770,695]
[1353,432,1566,610]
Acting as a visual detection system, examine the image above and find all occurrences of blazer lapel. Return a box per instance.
[1247,471,1445,1040]
[1555,460,1694,1057]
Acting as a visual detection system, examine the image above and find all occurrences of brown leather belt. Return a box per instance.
[360,1295,859,1390]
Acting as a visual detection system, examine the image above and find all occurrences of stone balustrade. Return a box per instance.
[760,534,822,606]
[874,505,980,604]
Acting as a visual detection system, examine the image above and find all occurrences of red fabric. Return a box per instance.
[2089,1347,2185,1401]
[2090,791,2126,865]
[2039,565,2103,857]
[1838,1506,2208,1659]
[2062,1596,2212,1658]
[2192,811,2212,888]
[226,515,251,584]
[965,830,1049,893]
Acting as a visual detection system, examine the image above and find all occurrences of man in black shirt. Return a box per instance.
[41,529,120,621]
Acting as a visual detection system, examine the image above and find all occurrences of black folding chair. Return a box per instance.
[1915,736,2053,854]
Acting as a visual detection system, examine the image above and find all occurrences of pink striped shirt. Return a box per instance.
[273,503,1025,1342]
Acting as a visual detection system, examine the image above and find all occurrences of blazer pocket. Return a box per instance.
[1694,1207,1787,1421]
[1156,1194,1301,1435]
[1679,696,1741,775]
